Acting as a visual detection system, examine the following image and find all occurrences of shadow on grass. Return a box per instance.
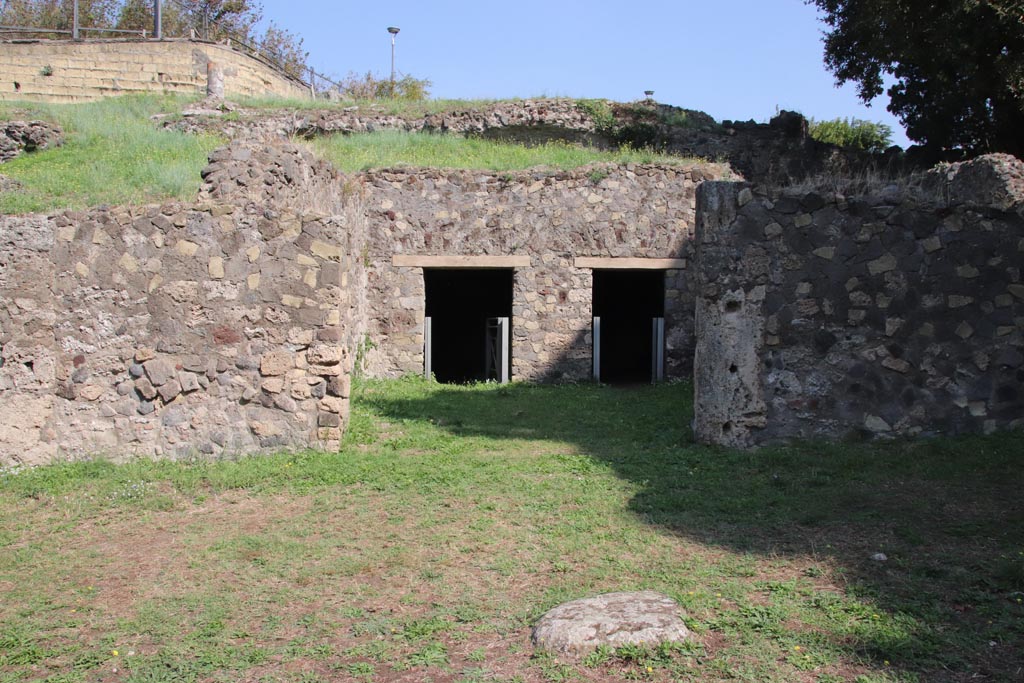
[361,378,1024,682]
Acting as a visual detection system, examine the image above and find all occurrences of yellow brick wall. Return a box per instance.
[0,38,310,102]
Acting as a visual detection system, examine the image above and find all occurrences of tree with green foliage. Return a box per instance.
[810,0,1024,158]
[809,117,893,153]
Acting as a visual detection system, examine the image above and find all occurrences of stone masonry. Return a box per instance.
[694,154,1024,446]
[359,163,725,381]
[2,109,1023,464]
[0,142,365,466]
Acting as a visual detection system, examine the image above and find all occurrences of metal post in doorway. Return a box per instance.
[651,317,665,383]
[498,317,509,384]
[423,316,432,379]
[592,316,601,382]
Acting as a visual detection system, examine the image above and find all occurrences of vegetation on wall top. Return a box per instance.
[0,94,221,213]
[809,117,894,153]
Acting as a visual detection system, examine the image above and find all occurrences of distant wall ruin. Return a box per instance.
[0,39,309,103]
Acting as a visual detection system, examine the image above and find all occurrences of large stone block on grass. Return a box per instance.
[531,591,689,658]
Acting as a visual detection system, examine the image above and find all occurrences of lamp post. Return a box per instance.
[387,26,400,97]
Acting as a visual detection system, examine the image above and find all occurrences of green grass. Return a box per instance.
[0,94,222,213]
[307,130,703,173]
[236,95,520,116]
[0,377,1022,682]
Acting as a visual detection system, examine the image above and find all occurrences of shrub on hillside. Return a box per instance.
[339,72,431,101]
[809,117,894,153]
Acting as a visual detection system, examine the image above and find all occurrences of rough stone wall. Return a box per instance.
[359,164,719,381]
[166,100,892,186]
[0,39,308,102]
[0,142,366,466]
[694,155,1024,446]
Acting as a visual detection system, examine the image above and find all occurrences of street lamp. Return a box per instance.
[387,26,400,97]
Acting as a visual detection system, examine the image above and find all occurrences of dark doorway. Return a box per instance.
[592,270,665,383]
[424,269,513,384]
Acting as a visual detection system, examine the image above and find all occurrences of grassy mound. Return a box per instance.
[0,94,222,214]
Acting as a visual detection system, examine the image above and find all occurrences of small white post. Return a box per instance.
[593,316,601,382]
[498,317,510,384]
[423,316,432,379]
[652,317,665,383]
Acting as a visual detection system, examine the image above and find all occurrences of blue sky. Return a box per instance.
[257,0,911,148]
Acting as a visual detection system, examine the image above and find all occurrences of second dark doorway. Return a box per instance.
[592,269,665,383]
[424,268,513,384]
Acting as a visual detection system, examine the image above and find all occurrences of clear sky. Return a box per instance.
[256,0,912,148]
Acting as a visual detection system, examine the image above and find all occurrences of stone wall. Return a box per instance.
[358,163,721,381]
[1,120,63,162]
[165,99,881,186]
[0,39,309,102]
[694,155,1024,447]
[0,142,366,466]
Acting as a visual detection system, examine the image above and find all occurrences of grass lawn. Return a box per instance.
[306,131,705,174]
[1,377,1022,682]
[0,95,222,214]
[0,94,710,215]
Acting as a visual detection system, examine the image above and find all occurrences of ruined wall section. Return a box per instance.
[358,164,717,381]
[694,155,1024,446]
[0,39,308,103]
[0,142,366,466]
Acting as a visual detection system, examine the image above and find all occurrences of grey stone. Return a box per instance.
[71,366,90,384]
[161,407,189,427]
[311,380,327,398]
[134,378,157,400]
[532,591,689,658]
[114,399,136,416]
[273,394,298,413]
[157,379,182,402]
[137,400,156,415]
[143,358,175,387]
[128,363,145,378]
[179,371,201,393]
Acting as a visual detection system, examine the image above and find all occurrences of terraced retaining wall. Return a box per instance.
[0,39,308,103]
[694,155,1024,446]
